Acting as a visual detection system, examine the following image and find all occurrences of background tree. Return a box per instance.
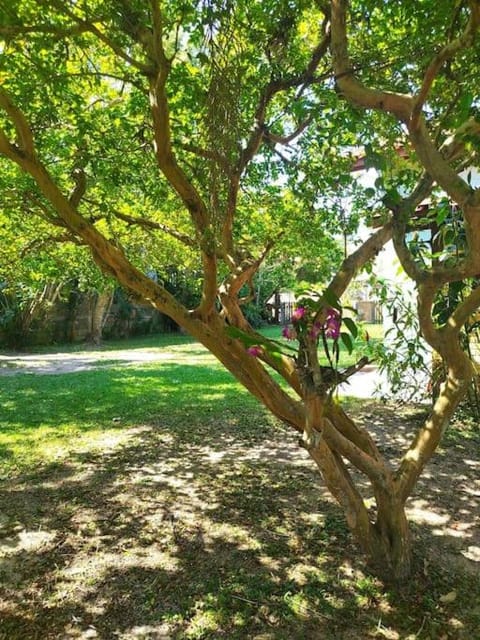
[0,0,479,581]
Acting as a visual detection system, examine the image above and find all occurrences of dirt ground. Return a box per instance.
[0,348,175,376]
[0,352,479,639]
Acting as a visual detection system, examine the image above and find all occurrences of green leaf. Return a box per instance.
[343,316,358,339]
[321,287,341,310]
[225,326,261,348]
[225,326,297,356]
[436,205,449,226]
[340,332,354,354]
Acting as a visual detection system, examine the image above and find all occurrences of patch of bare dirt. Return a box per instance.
[0,348,176,375]
[355,404,480,573]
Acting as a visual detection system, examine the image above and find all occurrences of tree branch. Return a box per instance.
[331,0,477,233]
[390,172,435,283]
[445,284,480,334]
[149,0,166,64]
[219,242,276,328]
[265,116,314,145]
[330,0,413,122]
[20,233,83,257]
[396,363,472,502]
[408,118,474,208]
[309,438,375,543]
[142,5,215,316]
[0,23,89,38]
[149,76,210,232]
[178,142,230,173]
[326,402,383,459]
[322,418,392,489]
[237,19,330,177]
[214,17,330,264]
[410,1,480,130]
[417,280,443,352]
[46,0,153,73]
[439,115,480,164]
[0,126,16,159]
[25,192,70,228]
[92,204,197,248]
[327,221,394,302]
[68,167,87,208]
[0,87,35,157]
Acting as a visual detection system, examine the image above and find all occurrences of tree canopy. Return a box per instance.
[1,0,480,580]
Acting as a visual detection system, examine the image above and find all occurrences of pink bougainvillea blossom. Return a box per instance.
[282,325,298,341]
[247,345,263,357]
[324,308,341,339]
[291,306,306,322]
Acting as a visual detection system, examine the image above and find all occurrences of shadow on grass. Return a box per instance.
[1,393,480,639]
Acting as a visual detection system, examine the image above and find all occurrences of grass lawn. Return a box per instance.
[0,324,382,478]
[1,328,479,640]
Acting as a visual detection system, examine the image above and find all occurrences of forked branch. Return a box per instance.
[411,1,480,130]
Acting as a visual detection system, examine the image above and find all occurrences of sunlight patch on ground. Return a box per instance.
[0,347,217,375]
[207,521,263,552]
[462,546,480,562]
[442,520,477,538]
[286,562,326,586]
[62,547,181,577]
[464,458,480,468]
[116,624,172,639]
[407,500,450,526]
[0,529,56,555]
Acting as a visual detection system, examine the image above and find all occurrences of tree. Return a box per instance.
[0,0,479,581]
[0,203,116,346]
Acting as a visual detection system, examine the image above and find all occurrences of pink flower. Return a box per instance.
[324,308,341,340]
[247,345,263,357]
[291,306,306,322]
[282,325,297,341]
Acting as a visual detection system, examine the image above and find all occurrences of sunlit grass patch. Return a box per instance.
[0,340,261,478]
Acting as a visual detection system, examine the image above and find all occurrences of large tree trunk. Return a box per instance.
[300,392,412,581]
[371,494,411,581]
[90,287,114,345]
[309,438,413,582]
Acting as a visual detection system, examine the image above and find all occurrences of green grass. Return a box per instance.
[0,342,257,477]
[0,324,383,477]
[11,329,196,354]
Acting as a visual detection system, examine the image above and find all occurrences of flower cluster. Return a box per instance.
[324,308,341,340]
[241,304,348,360]
[282,306,341,342]
[291,306,306,322]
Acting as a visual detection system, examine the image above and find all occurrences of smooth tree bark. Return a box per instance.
[88,286,114,345]
[328,0,480,577]
[1,0,479,580]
